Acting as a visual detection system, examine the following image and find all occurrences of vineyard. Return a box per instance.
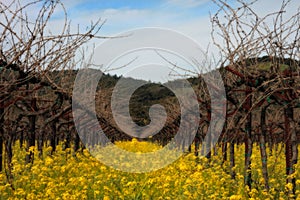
[1,0,300,199]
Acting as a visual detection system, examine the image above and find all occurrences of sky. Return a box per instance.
[53,0,228,82]
[3,0,300,82]
[59,0,219,41]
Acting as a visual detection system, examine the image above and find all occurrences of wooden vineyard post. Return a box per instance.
[0,104,3,172]
[284,106,297,196]
[230,140,236,179]
[260,105,270,191]
[26,98,37,164]
[244,83,253,189]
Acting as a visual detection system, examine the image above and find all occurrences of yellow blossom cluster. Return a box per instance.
[0,140,300,199]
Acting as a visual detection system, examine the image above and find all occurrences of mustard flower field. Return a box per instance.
[0,140,300,199]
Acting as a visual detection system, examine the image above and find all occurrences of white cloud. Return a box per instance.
[164,0,211,8]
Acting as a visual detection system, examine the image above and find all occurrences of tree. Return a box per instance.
[211,0,300,194]
[0,0,105,173]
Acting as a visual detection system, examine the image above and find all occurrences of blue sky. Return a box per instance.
[56,0,218,36]
[72,0,162,10]
[49,0,224,82]
[67,0,214,14]
[11,0,300,82]
[47,0,298,82]
[0,0,223,82]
